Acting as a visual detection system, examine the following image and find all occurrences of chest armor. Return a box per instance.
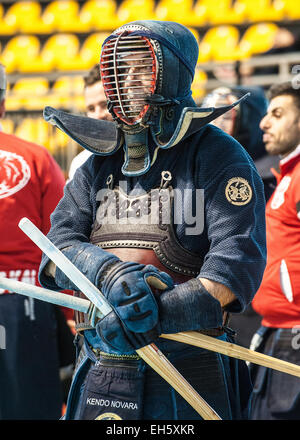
[74,172,229,334]
[90,171,203,279]
[74,171,203,331]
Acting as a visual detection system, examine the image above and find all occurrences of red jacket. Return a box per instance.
[252,145,300,327]
[0,132,73,320]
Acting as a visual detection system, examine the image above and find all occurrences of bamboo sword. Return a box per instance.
[17,217,221,420]
[2,276,300,380]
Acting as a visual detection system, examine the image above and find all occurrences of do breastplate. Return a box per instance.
[90,171,203,277]
[74,171,204,332]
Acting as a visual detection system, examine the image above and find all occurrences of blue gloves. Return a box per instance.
[39,241,174,353]
[40,242,223,354]
[95,261,174,353]
[96,274,224,354]
[157,278,224,334]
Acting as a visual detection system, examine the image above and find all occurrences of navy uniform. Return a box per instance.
[39,21,266,420]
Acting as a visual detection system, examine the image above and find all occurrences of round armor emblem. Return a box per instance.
[225,177,252,206]
[95,412,122,420]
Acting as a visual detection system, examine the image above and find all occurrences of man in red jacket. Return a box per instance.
[251,81,300,420]
[0,64,67,419]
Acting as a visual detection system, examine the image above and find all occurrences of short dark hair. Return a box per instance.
[83,64,101,88]
[267,81,300,111]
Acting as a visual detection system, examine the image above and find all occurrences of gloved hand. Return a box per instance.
[157,278,224,334]
[96,309,160,354]
[95,261,174,353]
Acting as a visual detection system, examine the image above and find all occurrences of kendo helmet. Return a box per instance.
[100,21,199,139]
[43,21,249,177]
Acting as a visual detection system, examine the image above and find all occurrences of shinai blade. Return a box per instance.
[18,217,222,420]
[3,273,300,382]
[0,276,91,313]
[18,217,112,319]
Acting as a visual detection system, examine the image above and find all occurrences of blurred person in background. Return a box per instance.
[250,81,300,420]
[202,85,279,348]
[212,28,300,87]
[240,28,300,80]
[68,64,113,181]
[0,64,72,419]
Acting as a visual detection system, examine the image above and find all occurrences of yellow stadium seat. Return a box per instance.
[51,75,85,109]
[280,0,300,19]
[0,3,18,35]
[118,0,156,24]
[11,77,49,110]
[191,69,207,102]
[14,118,36,143]
[187,1,208,26]
[53,128,71,151]
[5,94,23,112]
[198,25,241,62]
[192,0,245,25]
[76,32,110,70]
[0,35,41,74]
[154,0,195,25]
[79,0,120,31]
[234,0,285,22]
[1,118,14,134]
[238,22,279,57]
[35,118,53,151]
[69,76,86,111]
[2,34,80,73]
[5,82,23,112]
[14,118,54,151]
[41,0,87,33]
[40,34,81,71]
[52,76,80,95]
[3,1,51,34]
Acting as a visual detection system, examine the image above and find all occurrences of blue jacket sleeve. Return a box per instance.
[38,162,119,291]
[198,162,267,313]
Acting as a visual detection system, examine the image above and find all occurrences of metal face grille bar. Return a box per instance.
[100,32,157,125]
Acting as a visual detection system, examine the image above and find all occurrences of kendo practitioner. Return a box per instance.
[39,21,267,420]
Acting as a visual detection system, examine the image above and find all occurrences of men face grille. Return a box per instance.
[100,32,157,125]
